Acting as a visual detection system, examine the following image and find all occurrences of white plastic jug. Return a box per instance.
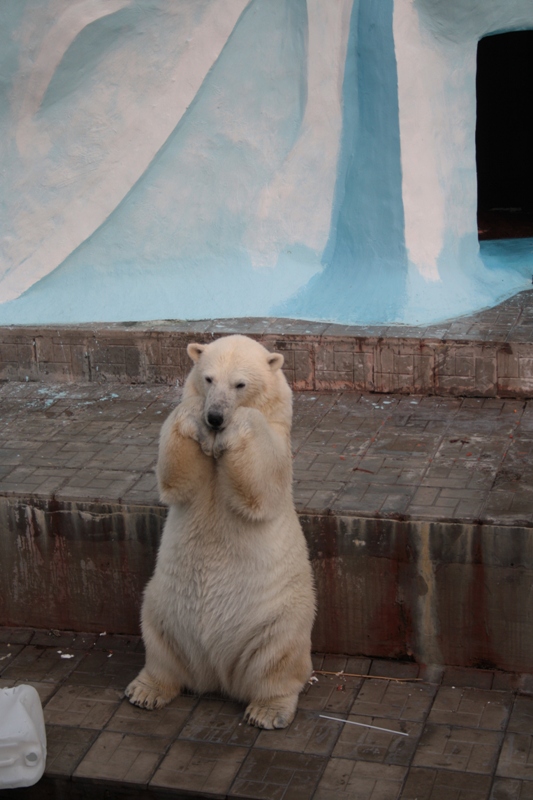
[0,685,47,788]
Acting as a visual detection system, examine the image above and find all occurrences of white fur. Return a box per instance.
[126,334,316,729]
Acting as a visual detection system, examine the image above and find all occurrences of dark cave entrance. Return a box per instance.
[476,30,533,240]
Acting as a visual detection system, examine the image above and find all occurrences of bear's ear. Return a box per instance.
[267,352,284,372]
[187,343,205,363]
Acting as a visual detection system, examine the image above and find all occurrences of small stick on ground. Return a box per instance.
[313,670,422,683]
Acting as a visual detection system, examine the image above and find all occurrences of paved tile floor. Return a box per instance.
[2,628,533,799]
[0,381,532,526]
[2,376,533,796]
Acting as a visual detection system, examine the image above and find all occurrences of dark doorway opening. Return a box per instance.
[476,30,533,240]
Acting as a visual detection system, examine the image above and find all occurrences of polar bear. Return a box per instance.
[125,334,316,729]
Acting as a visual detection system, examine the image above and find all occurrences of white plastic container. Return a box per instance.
[0,685,47,788]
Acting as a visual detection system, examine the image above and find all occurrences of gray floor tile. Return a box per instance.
[43,684,122,729]
[230,749,327,800]
[314,758,406,800]
[497,731,533,780]
[254,710,342,756]
[508,696,533,734]
[491,778,533,800]
[428,687,512,730]
[413,724,503,774]
[348,679,436,722]
[401,767,492,799]
[332,717,421,765]
[45,725,99,778]
[73,731,171,785]
[107,695,197,737]
[178,697,260,747]
[151,740,249,797]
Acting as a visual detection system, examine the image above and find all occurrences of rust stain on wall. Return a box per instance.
[3,501,533,672]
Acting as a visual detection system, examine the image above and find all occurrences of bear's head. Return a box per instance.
[185,334,291,432]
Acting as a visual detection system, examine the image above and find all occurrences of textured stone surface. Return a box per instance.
[3,629,533,799]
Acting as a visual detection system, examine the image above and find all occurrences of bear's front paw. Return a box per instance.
[197,425,216,457]
[174,398,204,441]
[211,408,255,458]
[212,434,228,460]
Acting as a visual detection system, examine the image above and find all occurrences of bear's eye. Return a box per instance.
[235,382,246,389]
[205,377,213,384]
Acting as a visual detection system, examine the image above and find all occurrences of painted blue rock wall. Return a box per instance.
[278,0,409,323]
[0,0,532,325]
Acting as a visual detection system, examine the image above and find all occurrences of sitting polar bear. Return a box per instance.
[126,334,316,729]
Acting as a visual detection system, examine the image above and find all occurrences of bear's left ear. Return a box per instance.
[267,353,284,372]
[187,343,205,363]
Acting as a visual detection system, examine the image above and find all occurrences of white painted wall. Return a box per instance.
[242,0,353,267]
[2,0,251,301]
[0,0,532,325]
[395,0,533,290]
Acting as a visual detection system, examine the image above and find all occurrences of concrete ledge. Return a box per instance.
[2,495,533,674]
[2,289,533,396]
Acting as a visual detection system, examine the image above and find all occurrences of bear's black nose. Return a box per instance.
[207,411,224,430]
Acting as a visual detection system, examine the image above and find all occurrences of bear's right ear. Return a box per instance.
[187,343,205,363]
[267,353,284,372]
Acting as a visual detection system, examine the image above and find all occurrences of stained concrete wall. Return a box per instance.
[1,0,532,326]
[2,497,533,673]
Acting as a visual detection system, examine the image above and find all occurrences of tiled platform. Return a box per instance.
[2,627,533,800]
[2,381,533,671]
[3,289,533,395]
[0,380,530,523]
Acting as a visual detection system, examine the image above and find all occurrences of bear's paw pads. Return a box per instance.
[244,702,293,730]
[125,677,172,710]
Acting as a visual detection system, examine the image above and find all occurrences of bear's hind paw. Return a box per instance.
[244,699,296,730]
[125,675,175,710]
